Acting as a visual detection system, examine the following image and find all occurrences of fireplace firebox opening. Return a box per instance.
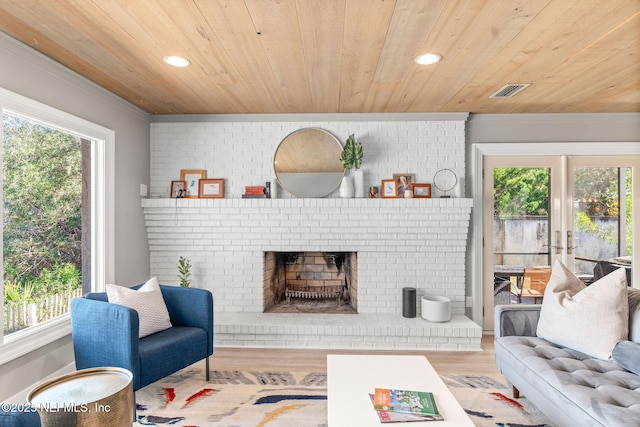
[263,251,357,314]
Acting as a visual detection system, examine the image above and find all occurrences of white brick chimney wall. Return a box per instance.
[144,115,482,350]
[149,117,466,199]
[142,197,472,314]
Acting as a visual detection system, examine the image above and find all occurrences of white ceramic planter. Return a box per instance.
[421,295,451,322]
[339,176,354,198]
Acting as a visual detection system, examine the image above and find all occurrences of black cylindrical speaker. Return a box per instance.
[402,287,416,318]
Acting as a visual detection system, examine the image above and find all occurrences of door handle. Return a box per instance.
[544,230,563,255]
[567,231,578,254]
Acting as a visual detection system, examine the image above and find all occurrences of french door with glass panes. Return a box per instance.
[483,155,638,331]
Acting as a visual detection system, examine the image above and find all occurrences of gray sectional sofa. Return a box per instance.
[494,299,640,427]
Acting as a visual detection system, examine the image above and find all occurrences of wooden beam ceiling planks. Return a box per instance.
[243,0,313,113]
[192,0,289,113]
[340,0,396,112]
[0,0,637,114]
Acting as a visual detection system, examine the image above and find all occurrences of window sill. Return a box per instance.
[0,315,71,365]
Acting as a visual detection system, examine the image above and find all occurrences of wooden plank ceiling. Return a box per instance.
[0,0,638,115]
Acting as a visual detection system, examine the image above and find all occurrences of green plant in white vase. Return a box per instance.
[340,134,363,170]
[177,256,192,287]
[339,134,364,197]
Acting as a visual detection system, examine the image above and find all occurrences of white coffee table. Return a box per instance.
[327,355,474,426]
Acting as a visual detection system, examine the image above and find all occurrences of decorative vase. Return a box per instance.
[353,170,364,198]
[402,287,417,318]
[421,295,451,322]
[339,175,354,198]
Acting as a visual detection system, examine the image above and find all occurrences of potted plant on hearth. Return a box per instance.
[178,256,192,287]
[339,134,364,198]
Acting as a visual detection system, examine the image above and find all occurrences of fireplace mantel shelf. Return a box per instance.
[142,197,472,209]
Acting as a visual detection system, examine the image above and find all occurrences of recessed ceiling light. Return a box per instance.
[415,53,442,65]
[163,56,191,67]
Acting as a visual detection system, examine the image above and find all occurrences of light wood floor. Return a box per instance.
[211,335,499,376]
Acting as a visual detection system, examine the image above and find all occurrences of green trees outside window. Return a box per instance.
[3,113,83,333]
[494,167,632,257]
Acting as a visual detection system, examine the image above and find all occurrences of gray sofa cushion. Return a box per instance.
[612,340,640,376]
[494,304,541,338]
[610,288,640,376]
[628,287,640,343]
[495,335,640,426]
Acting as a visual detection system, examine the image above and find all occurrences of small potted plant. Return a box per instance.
[177,256,192,287]
[339,134,364,197]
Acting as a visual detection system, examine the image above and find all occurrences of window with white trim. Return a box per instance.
[0,88,114,364]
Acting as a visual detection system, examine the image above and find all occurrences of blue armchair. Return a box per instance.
[0,410,40,427]
[70,285,213,391]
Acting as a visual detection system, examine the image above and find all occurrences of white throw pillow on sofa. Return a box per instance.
[106,277,172,338]
[536,260,628,360]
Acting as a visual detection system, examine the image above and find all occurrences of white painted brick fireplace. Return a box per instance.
[145,114,482,350]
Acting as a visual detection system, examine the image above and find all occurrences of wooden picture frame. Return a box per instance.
[199,178,225,198]
[180,169,206,198]
[170,180,187,198]
[381,179,398,198]
[393,173,415,198]
[413,183,432,198]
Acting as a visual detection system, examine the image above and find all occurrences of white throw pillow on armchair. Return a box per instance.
[536,260,628,360]
[106,277,172,338]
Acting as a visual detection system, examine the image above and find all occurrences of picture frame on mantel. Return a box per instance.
[393,173,415,198]
[180,169,206,198]
[413,183,432,199]
[170,180,187,198]
[199,178,225,198]
[381,179,397,198]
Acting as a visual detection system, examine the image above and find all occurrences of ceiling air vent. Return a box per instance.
[489,84,531,98]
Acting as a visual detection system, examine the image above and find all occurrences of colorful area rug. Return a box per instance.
[134,366,553,426]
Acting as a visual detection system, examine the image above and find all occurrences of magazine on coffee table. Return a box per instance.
[373,388,440,417]
[369,394,444,422]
